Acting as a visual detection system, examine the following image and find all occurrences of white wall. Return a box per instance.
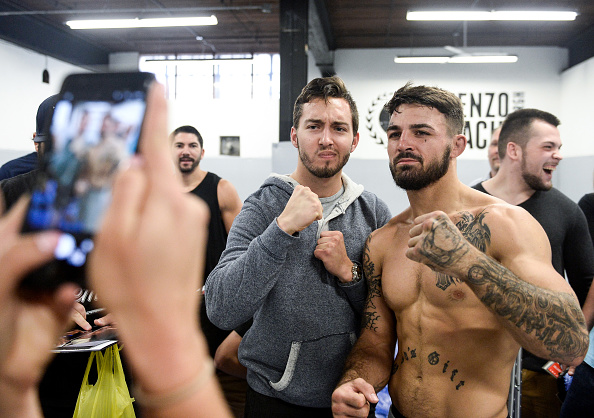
[560,56,594,158]
[0,39,87,156]
[557,55,594,201]
[168,98,279,159]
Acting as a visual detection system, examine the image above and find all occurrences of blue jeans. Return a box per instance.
[560,362,594,417]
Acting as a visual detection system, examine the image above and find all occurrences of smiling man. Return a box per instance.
[331,85,588,418]
[473,108,594,417]
[205,76,391,417]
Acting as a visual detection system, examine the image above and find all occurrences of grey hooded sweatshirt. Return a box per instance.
[206,173,391,408]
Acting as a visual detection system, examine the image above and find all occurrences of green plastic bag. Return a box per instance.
[73,345,135,418]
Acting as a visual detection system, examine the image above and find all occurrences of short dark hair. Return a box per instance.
[498,108,560,159]
[170,125,203,148]
[293,76,359,133]
[384,82,465,136]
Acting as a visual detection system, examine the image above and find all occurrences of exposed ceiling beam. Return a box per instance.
[0,3,109,69]
[308,0,335,76]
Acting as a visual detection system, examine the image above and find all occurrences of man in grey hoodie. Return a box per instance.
[205,76,392,417]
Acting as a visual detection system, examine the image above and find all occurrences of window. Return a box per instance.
[139,54,280,100]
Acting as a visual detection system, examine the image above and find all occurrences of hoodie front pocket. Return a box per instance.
[269,332,357,404]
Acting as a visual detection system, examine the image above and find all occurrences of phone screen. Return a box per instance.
[21,72,154,289]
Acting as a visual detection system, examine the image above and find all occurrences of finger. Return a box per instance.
[0,231,61,293]
[408,234,422,248]
[408,222,423,238]
[316,236,330,245]
[95,313,114,327]
[140,83,178,187]
[72,301,85,314]
[71,309,92,330]
[320,230,342,238]
[313,248,327,260]
[50,283,79,325]
[413,212,433,226]
[351,379,379,404]
[0,196,30,238]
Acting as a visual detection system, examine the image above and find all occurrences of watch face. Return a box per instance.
[352,264,361,281]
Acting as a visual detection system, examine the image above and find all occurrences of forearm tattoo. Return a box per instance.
[468,256,588,361]
[363,235,382,331]
[428,210,587,360]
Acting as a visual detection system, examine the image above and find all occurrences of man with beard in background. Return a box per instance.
[170,125,247,417]
[473,109,594,418]
[331,83,588,418]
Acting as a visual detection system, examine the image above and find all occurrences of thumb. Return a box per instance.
[352,378,379,403]
[0,230,60,294]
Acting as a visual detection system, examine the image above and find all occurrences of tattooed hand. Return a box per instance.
[406,211,471,274]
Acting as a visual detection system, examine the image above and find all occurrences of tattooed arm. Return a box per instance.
[407,207,588,366]
[332,232,396,417]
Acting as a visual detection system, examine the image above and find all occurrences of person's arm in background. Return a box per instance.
[578,194,594,331]
[217,178,242,233]
[563,204,594,307]
[214,331,247,379]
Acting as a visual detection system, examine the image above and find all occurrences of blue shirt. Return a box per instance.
[0,152,38,181]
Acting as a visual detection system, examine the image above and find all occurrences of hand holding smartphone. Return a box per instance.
[20,72,155,289]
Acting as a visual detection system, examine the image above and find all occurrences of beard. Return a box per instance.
[178,157,200,173]
[390,145,451,191]
[298,144,350,179]
[521,156,552,191]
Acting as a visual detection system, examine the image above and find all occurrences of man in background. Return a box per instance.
[0,97,56,181]
[469,126,501,186]
[170,125,246,417]
[473,108,594,417]
[0,95,58,208]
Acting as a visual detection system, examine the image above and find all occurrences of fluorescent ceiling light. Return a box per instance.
[66,15,218,29]
[407,10,577,21]
[394,55,518,64]
[449,55,518,63]
[394,56,450,64]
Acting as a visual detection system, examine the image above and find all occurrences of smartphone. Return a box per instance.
[20,72,155,289]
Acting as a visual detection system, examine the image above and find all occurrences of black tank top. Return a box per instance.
[189,172,231,357]
[189,172,228,279]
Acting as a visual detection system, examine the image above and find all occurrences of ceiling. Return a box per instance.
[0,0,593,69]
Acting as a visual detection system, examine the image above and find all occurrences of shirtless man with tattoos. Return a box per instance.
[331,83,589,418]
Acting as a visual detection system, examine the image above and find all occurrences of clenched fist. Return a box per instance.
[277,185,323,235]
[406,211,470,274]
[314,231,352,283]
